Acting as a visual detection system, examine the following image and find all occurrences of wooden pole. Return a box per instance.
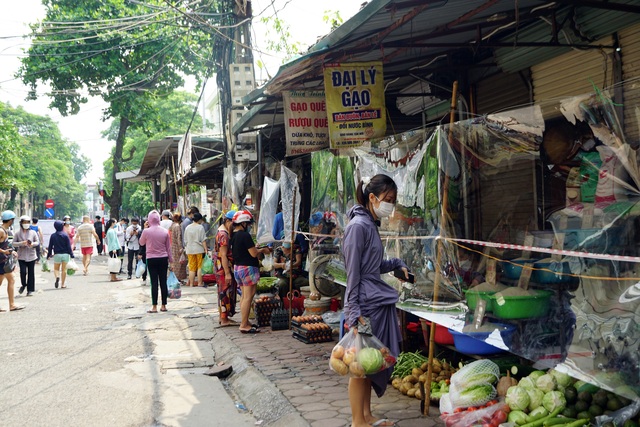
[171,158,181,213]
[424,80,458,416]
[288,190,297,329]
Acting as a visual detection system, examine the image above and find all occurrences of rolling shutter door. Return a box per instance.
[620,23,640,144]
[532,36,614,103]
[475,72,531,115]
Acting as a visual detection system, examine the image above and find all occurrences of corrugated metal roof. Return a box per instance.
[243,0,640,139]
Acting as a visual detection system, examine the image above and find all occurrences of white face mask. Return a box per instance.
[22,223,31,230]
[373,197,395,218]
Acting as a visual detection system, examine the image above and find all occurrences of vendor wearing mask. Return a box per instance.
[274,241,308,299]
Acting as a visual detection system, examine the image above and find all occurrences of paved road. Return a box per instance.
[0,254,255,427]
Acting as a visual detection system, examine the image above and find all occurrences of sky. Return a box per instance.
[0,0,363,185]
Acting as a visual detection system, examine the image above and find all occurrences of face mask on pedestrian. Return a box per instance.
[64,221,70,225]
[245,223,252,233]
[373,195,395,218]
[21,223,31,230]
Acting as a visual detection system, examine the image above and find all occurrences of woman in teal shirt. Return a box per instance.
[106,219,122,282]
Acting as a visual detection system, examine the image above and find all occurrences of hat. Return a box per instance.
[232,210,253,224]
[20,215,31,223]
[161,210,171,217]
[64,215,71,220]
[224,210,236,220]
[309,211,323,226]
[1,210,16,221]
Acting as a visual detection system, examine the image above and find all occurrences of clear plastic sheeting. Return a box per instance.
[314,89,640,401]
[279,164,300,244]
[256,177,280,245]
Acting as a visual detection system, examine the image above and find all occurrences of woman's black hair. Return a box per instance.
[106,219,116,229]
[356,174,397,208]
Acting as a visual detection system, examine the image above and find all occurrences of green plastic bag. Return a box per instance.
[202,254,214,274]
[42,259,50,272]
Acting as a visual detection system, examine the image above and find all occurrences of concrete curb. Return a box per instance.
[212,327,310,427]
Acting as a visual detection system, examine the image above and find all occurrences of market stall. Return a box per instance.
[305,89,639,407]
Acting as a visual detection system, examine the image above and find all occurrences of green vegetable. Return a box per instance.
[576,382,599,394]
[507,386,531,412]
[520,408,563,427]
[526,407,550,423]
[543,417,577,427]
[509,411,529,425]
[519,377,537,390]
[391,351,428,379]
[559,419,590,427]
[548,370,572,388]
[529,371,547,380]
[564,386,578,404]
[526,387,545,411]
[358,348,383,374]
[543,391,567,413]
[462,372,498,387]
[458,384,494,406]
[537,374,558,392]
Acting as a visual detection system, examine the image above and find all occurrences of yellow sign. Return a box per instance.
[323,62,386,148]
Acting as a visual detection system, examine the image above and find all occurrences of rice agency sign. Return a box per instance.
[283,90,330,157]
[323,62,386,148]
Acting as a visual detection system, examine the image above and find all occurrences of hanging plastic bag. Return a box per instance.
[328,328,397,378]
[261,253,273,272]
[179,251,187,264]
[256,177,280,245]
[135,260,146,278]
[202,254,214,274]
[42,258,50,272]
[167,271,181,299]
[107,257,120,274]
[66,258,79,275]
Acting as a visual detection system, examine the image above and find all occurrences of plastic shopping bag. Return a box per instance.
[202,255,214,274]
[135,260,146,278]
[107,257,120,274]
[42,259,50,272]
[66,258,79,275]
[167,272,181,299]
[329,328,396,378]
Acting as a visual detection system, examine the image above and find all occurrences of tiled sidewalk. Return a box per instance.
[221,326,444,427]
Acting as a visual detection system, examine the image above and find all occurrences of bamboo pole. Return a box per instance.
[424,80,458,416]
[171,158,181,213]
[288,190,297,329]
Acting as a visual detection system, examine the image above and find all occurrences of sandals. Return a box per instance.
[147,310,158,313]
[240,325,260,334]
[371,419,396,427]
[160,308,167,312]
[10,306,25,311]
[55,278,59,288]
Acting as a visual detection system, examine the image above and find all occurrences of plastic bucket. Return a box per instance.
[303,297,331,316]
[489,289,553,319]
[448,323,516,355]
[464,289,496,312]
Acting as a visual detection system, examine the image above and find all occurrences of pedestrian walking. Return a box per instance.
[213,210,236,326]
[116,218,126,272]
[125,217,142,280]
[47,220,74,289]
[0,215,23,311]
[159,210,172,230]
[184,212,208,287]
[30,218,44,263]
[105,219,122,282]
[94,215,104,255]
[74,216,100,275]
[13,216,40,297]
[230,210,269,334]
[139,210,172,313]
[137,228,147,286]
[343,174,409,427]
[169,213,187,282]
[63,215,75,246]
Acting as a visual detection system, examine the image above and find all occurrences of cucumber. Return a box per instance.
[544,417,578,427]
[520,408,564,427]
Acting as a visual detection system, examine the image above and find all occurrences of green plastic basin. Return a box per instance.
[464,289,496,312]
[488,289,553,319]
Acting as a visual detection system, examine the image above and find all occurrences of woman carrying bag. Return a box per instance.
[139,210,172,313]
[47,220,75,289]
[105,219,122,282]
[343,174,410,427]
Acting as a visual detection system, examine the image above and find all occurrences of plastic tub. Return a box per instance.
[532,260,575,284]
[501,259,539,280]
[423,321,455,345]
[464,289,495,312]
[489,289,553,319]
[448,323,516,355]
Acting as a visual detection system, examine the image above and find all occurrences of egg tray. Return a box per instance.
[291,315,324,327]
[292,331,333,344]
[291,322,333,341]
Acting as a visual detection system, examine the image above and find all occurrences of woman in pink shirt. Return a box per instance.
[139,210,172,313]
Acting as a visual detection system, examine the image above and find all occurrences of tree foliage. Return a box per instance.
[102,91,203,218]
[0,102,88,217]
[19,0,236,214]
[0,103,23,191]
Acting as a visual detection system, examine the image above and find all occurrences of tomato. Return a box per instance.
[454,408,464,413]
[482,423,492,427]
[492,410,508,424]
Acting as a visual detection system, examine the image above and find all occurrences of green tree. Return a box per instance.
[19,0,235,214]
[102,91,203,217]
[0,102,88,217]
[0,103,23,191]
